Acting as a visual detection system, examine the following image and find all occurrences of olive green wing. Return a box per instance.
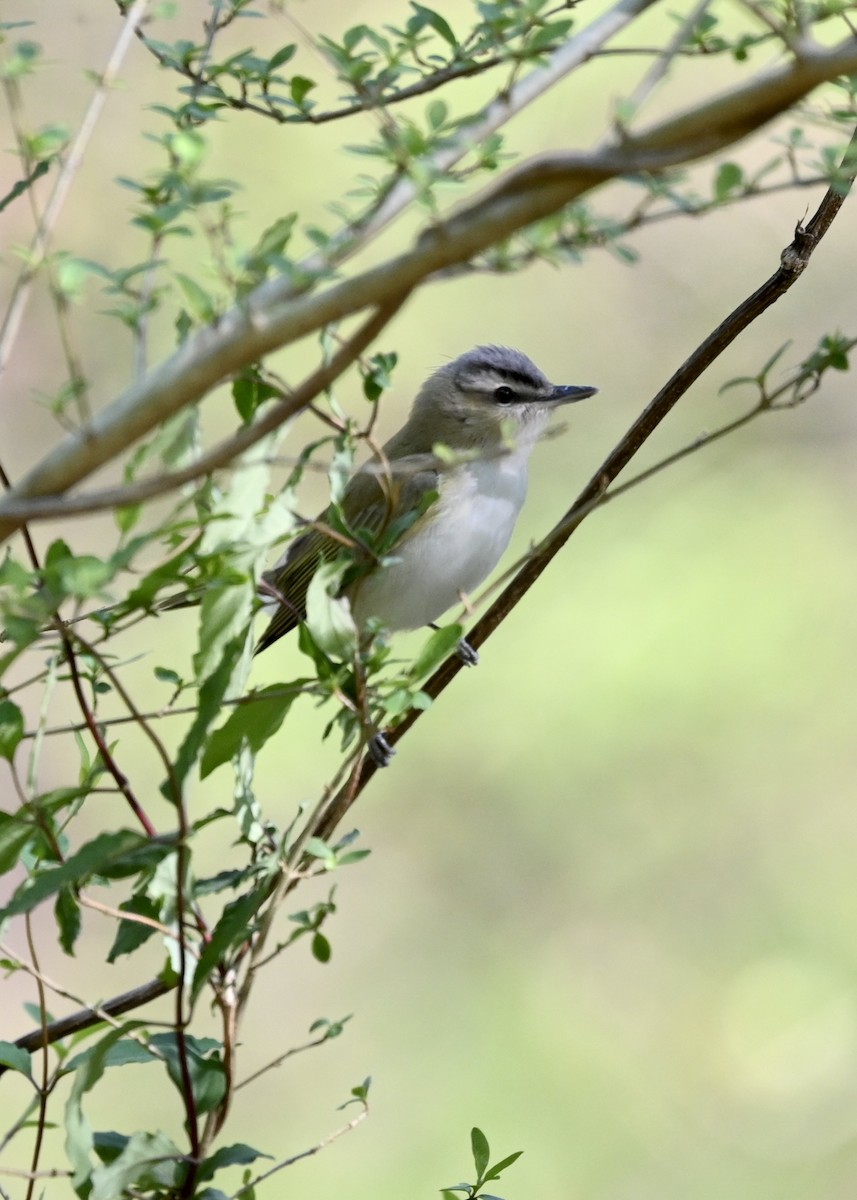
[255,460,439,653]
[255,525,338,652]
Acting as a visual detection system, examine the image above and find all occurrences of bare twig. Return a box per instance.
[230,1101,368,1198]
[58,626,157,836]
[0,0,150,390]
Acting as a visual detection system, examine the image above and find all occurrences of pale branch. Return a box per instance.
[0,0,150,389]
[312,121,857,840]
[623,0,714,118]
[0,297,409,524]
[0,38,855,545]
[230,1101,368,1199]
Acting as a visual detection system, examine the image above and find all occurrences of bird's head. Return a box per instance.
[407,344,597,453]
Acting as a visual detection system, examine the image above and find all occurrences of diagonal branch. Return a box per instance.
[0,38,855,544]
[313,121,857,839]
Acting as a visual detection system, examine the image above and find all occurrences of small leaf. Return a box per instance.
[200,685,296,778]
[175,273,217,323]
[196,1143,272,1184]
[485,1149,524,1179]
[471,1127,490,1178]
[409,624,463,679]
[714,161,744,201]
[411,3,457,46]
[0,811,35,874]
[191,886,270,1005]
[1,830,152,920]
[90,1129,185,1200]
[311,931,331,962]
[426,99,448,131]
[267,44,296,71]
[55,886,82,955]
[305,560,358,660]
[0,1040,32,1077]
[290,75,315,104]
[0,699,25,760]
[106,894,161,962]
[303,836,336,867]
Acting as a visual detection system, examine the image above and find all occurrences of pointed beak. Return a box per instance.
[548,384,598,405]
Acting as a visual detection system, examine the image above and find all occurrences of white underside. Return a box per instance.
[349,451,530,631]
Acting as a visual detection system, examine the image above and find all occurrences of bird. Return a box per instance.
[256,345,597,666]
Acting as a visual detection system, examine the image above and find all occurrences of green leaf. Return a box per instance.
[303,836,336,868]
[0,1039,32,1077]
[311,931,331,962]
[267,43,297,71]
[714,160,744,201]
[1,830,152,920]
[44,552,115,599]
[55,886,82,955]
[171,634,246,791]
[148,1032,226,1115]
[106,894,162,962]
[0,811,36,874]
[90,1129,186,1200]
[411,3,457,46]
[191,885,270,1005]
[232,371,280,423]
[175,272,217,323]
[485,1149,524,1179]
[305,559,358,660]
[196,1143,271,1184]
[0,698,24,760]
[290,75,315,104]
[409,623,463,679]
[201,685,296,778]
[426,99,448,131]
[64,1026,146,1189]
[471,1127,490,1178]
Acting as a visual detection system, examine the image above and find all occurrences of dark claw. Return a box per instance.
[368,731,396,767]
[456,638,479,667]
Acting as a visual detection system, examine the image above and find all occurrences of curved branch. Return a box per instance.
[1,38,855,545]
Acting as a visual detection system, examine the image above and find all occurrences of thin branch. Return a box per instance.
[230,1101,368,1198]
[622,0,714,118]
[22,916,50,1200]
[58,626,157,836]
[0,0,150,392]
[1,36,855,543]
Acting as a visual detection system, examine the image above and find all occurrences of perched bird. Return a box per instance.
[257,345,596,658]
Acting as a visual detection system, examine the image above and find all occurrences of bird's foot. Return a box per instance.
[456,638,479,667]
[368,731,396,768]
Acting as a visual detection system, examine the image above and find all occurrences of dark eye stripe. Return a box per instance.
[468,361,544,389]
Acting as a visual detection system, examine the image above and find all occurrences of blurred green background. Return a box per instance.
[2,1,857,1197]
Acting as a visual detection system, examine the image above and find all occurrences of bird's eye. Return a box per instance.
[494,386,516,404]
